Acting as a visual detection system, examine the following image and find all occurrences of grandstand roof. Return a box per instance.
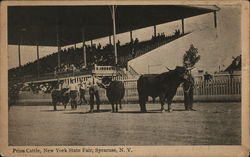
[8,5,219,46]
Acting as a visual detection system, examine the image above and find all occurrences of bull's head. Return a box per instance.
[175,66,190,81]
[100,76,112,89]
[61,87,69,93]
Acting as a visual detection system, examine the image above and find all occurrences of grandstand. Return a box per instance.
[8,6,219,89]
[8,29,186,82]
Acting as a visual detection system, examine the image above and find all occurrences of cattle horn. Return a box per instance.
[165,66,172,71]
[186,67,195,71]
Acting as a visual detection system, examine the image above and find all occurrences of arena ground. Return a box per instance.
[8,102,241,146]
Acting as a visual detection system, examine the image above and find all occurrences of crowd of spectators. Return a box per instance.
[9,29,183,79]
[29,82,55,93]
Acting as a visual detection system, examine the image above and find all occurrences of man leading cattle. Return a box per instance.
[137,44,200,113]
[69,79,79,109]
[183,70,195,111]
[86,73,103,112]
[79,80,87,105]
[182,44,200,111]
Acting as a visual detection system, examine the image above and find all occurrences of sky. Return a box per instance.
[8,5,241,73]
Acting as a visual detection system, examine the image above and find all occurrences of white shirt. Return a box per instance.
[86,76,102,88]
[79,83,86,90]
[69,83,79,91]
[62,82,69,89]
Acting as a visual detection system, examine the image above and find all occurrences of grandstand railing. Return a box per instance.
[92,65,117,75]
[128,65,139,76]
[24,70,92,83]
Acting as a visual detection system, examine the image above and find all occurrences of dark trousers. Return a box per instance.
[89,87,100,111]
[70,90,78,109]
[80,89,87,104]
[184,87,193,110]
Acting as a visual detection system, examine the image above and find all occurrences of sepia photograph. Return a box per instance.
[0,1,249,157]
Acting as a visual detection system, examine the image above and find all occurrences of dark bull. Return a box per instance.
[51,88,70,111]
[101,77,125,112]
[137,66,189,112]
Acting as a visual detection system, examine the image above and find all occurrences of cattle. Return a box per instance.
[68,90,80,110]
[137,66,189,112]
[101,77,125,112]
[51,88,70,111]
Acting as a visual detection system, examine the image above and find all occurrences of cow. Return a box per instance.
[101,76,125,112]
[68,90,80,110]
[51,88,70,111]
[137,66,189,113]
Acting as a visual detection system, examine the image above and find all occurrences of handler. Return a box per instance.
[86,73,102,112]
[183,70,195,111]
[79,80,87,105]
[69,79,79,109]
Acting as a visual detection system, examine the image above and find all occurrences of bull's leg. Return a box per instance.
[167,100,173,112]
[159,94,165,112]
[139,95,147,112]
[119,100,122,109]
[115,103,118,112]
[63,102,67,110]
[72,101,76,110]
[111,103,115,112]
[53,101,57,111]
[70,99,74,110]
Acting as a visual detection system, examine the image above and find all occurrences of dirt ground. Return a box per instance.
[8,102,241,146]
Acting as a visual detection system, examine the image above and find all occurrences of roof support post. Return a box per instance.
[112,5,118,65]
[56,25,61,67]
[181,18,184,35]
[109,36,112,45]
[153,25,157,37]
[90,40,93,52]
[90,40,93,46]
[18,44,21,67]
[81,28,87,68]
[36,44,40,78]
[130,31,133,42]
[213,11,217,28]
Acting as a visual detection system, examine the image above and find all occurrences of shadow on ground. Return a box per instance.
[63,109,111,114]
[40,109,65,112]
[117,110,161,114]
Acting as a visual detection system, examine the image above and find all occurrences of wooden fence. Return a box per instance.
[18,77,241,103]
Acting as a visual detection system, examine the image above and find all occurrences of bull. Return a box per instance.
[137,66,189,112]
[51,88,70,111]
[101,77,125,112]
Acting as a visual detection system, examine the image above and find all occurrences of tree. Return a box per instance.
[183,44,200,68]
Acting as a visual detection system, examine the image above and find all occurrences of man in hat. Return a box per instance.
[79,80,87,105]
[86,73,102,112]
[69,78,79,109]
[183,71,195,111]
